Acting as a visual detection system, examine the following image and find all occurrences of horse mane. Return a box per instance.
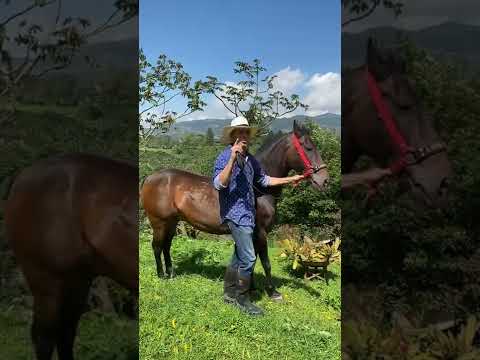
[255,131,288,156]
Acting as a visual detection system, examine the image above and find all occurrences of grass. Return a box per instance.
[0,305,138,359]
[139,231,341,360]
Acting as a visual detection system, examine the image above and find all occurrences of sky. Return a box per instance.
[342,0,480,33]
[140,0,341,121]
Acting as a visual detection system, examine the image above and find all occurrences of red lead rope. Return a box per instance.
[291,133,313,178]
[366,69,412,174]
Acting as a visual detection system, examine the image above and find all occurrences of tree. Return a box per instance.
[205,127,214,145]
[0,0,138,123]
[139,49,206,148]
[199,59,308,137]
[342,0,403,28]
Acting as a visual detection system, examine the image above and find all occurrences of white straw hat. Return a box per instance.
[220,116,258,144]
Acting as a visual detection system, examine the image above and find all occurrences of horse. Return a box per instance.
[4,153,138,360]
[342,38,452,209]
[140,120,329,301]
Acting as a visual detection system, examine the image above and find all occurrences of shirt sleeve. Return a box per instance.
[213,174,227,190]
[251,156,270,187]
[212,149,230,190]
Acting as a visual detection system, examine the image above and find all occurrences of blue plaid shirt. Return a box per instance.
[212,145,270,228]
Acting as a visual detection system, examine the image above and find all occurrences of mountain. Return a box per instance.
[342,22,480,70]
[11,38,137,83]
[162,113,341,138]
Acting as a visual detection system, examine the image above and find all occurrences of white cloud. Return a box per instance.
[303,72,341,116]
[272,66,305,94]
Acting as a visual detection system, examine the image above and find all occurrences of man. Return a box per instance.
[212,116,304,316]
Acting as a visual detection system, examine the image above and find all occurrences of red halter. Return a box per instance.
[366,69,412,174]
[291,133,327,186]
[292,133,314,177]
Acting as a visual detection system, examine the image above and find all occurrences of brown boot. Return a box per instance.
[223,266,237,304]
[235,274,264,316]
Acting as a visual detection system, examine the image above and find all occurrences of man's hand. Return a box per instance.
[289,174,305,183]
[230,138,247,160]
[360,167,392,183]
[267,174,306,186]
[341,167,392,190]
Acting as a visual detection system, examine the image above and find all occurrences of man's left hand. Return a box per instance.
[290,174,305,183]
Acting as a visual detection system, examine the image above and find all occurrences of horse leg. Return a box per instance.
[152,225,167,278]
[152,219,177,279]
[162,220,178,279]
[56,279,92,360]
[257,229,283,302]
[30,288,62,360]
[250,229,260,293]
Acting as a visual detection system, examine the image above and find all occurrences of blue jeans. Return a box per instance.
[226,220,256,277]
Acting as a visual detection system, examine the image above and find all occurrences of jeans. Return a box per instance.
[226,220,256,277]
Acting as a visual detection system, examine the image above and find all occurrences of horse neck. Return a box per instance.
[255,134,291,178]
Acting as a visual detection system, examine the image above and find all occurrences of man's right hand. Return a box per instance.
[230,138,247,160]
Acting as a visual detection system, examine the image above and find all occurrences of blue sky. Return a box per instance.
[141,0,340,120]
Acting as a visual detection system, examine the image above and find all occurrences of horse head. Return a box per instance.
[286,120,329,191]
[349,38,452,209]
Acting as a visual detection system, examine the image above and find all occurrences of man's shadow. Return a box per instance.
[171,248,338,300]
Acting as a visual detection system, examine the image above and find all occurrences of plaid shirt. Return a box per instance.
[212,145,270,227]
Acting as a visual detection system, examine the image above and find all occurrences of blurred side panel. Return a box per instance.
[0,1,139,359]
[342,0,480,358]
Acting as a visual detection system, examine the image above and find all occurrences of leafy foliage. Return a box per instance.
[199,59,308,136]
[280,236,341,274]
[139,50,206,146]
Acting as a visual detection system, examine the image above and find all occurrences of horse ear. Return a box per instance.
[367,37,377,66]
[367,38,392,80]
[293,119,302,137]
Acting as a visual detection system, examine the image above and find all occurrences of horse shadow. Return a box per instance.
[170,248,337,300]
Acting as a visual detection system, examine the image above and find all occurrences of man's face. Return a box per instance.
[231,128,251,145]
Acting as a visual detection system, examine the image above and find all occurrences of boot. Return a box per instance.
[235,274,264,316]
[223,266,237,304]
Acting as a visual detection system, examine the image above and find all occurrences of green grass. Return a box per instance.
[139,231,341,360]
[0,305,138,359]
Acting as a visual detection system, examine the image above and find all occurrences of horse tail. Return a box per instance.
[0,170,19,212]
[138,175,149,209]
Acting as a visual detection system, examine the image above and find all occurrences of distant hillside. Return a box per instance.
[12,38,137,84]
[343,22,480,71]
[161,113,341,138]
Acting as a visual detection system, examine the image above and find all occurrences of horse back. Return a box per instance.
[140,168,229,234]
[4,153,138,277]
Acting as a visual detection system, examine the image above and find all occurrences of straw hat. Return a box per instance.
[220,116,258,144]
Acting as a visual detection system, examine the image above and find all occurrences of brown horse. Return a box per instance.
[4,153,138,360]
[140,120,329,300]
[342,38,452,208]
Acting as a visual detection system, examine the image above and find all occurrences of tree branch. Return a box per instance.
[0,0,56,27]
[277,105,300,118]
[213,92,236,116]
[342,1,379,28]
